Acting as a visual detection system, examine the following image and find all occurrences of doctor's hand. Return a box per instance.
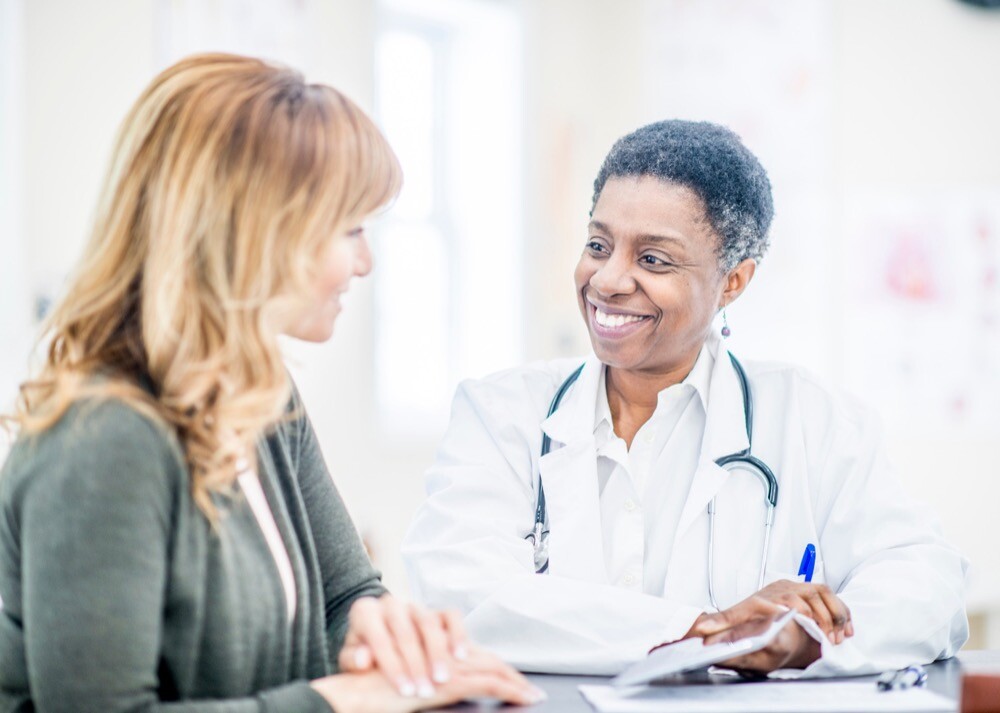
[338,595,473,696]
[685,582,852,649]
[679,581,854,673]
[698,608,822,674]
[752,580,853,645]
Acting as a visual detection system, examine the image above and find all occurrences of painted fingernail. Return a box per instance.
[416,680,435,698]
[432,663,450,683]
[353,647,371,669]
[828,632,837,644]
[453,644,469,661]
[530,687,548,703]
[398,679,416,697]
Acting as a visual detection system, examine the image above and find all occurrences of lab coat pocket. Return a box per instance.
[766,556,826,587]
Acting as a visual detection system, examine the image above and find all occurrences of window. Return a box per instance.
[375,0,523,435]
[0,0,31,447]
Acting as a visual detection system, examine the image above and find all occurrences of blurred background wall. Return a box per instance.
[2,0,999,646]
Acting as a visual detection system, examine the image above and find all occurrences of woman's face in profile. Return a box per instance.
[574,176,727,375]
[280,226,373,343]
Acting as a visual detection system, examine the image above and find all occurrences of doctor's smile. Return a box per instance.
[587,302,652,336]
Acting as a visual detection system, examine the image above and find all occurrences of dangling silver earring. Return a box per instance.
[721,307,731,338]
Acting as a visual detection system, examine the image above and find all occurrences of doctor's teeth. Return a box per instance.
[595,309,644,327]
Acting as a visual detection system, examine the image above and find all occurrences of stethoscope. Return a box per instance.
[526,352,779,611]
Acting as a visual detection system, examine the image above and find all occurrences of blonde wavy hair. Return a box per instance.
[6,53,401,518]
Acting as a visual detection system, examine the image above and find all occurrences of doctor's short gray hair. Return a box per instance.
[592,120,774,272]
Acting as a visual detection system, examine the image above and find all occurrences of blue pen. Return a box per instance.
[797,543,816,582]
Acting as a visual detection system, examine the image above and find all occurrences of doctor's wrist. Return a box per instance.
[786,622,823,669]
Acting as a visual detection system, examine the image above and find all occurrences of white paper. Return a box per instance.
[579,681,955,713]
[613,611,798,687]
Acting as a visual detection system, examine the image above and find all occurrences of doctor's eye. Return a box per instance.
[585,239,610,256]
[345,226,365,239]
[639,254,674,270]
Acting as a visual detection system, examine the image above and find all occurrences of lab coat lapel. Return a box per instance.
[674,341,751,540]
[538,356,607,583]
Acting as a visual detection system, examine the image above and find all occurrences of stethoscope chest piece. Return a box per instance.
[526,522,550,574]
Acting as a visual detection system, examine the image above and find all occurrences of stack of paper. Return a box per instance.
[579,681,955,713]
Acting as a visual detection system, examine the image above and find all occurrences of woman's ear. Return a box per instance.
[720,258,756,308]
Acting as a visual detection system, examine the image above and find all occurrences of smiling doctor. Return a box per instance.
[402,120,968,676]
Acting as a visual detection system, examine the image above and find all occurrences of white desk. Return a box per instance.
[440,651,1000,712]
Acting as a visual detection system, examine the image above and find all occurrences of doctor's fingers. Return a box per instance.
[701,613,783,648]
[757,581,851,644]
[776,585,851,644]
[811,586,852,644]
[688,597,785,638]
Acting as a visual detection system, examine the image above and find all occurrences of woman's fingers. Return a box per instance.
[440,608,471,661]
[383,599,436,696]
[338,643,373,672]
[341,595,537,704]
[411,607,453,685]
[458,645,538,691]
[434,671,546,708]
[349,597,417,696]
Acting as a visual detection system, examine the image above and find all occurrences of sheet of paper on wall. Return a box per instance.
[578,681,955,713]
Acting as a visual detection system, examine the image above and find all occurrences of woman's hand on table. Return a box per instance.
[337,595,468,695]
[313,647,546,712]
[325,594,545,709]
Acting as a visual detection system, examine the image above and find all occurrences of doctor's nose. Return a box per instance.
[589,253,636,297]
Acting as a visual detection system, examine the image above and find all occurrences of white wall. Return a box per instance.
[23,0,156,293]
[833,0,1000,613]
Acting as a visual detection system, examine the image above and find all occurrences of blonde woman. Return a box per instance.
[0,54,542,712]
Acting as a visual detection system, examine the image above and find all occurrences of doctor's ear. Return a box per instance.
[720,259,756,307]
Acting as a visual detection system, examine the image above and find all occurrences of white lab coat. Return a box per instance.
[402,337,968,676]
